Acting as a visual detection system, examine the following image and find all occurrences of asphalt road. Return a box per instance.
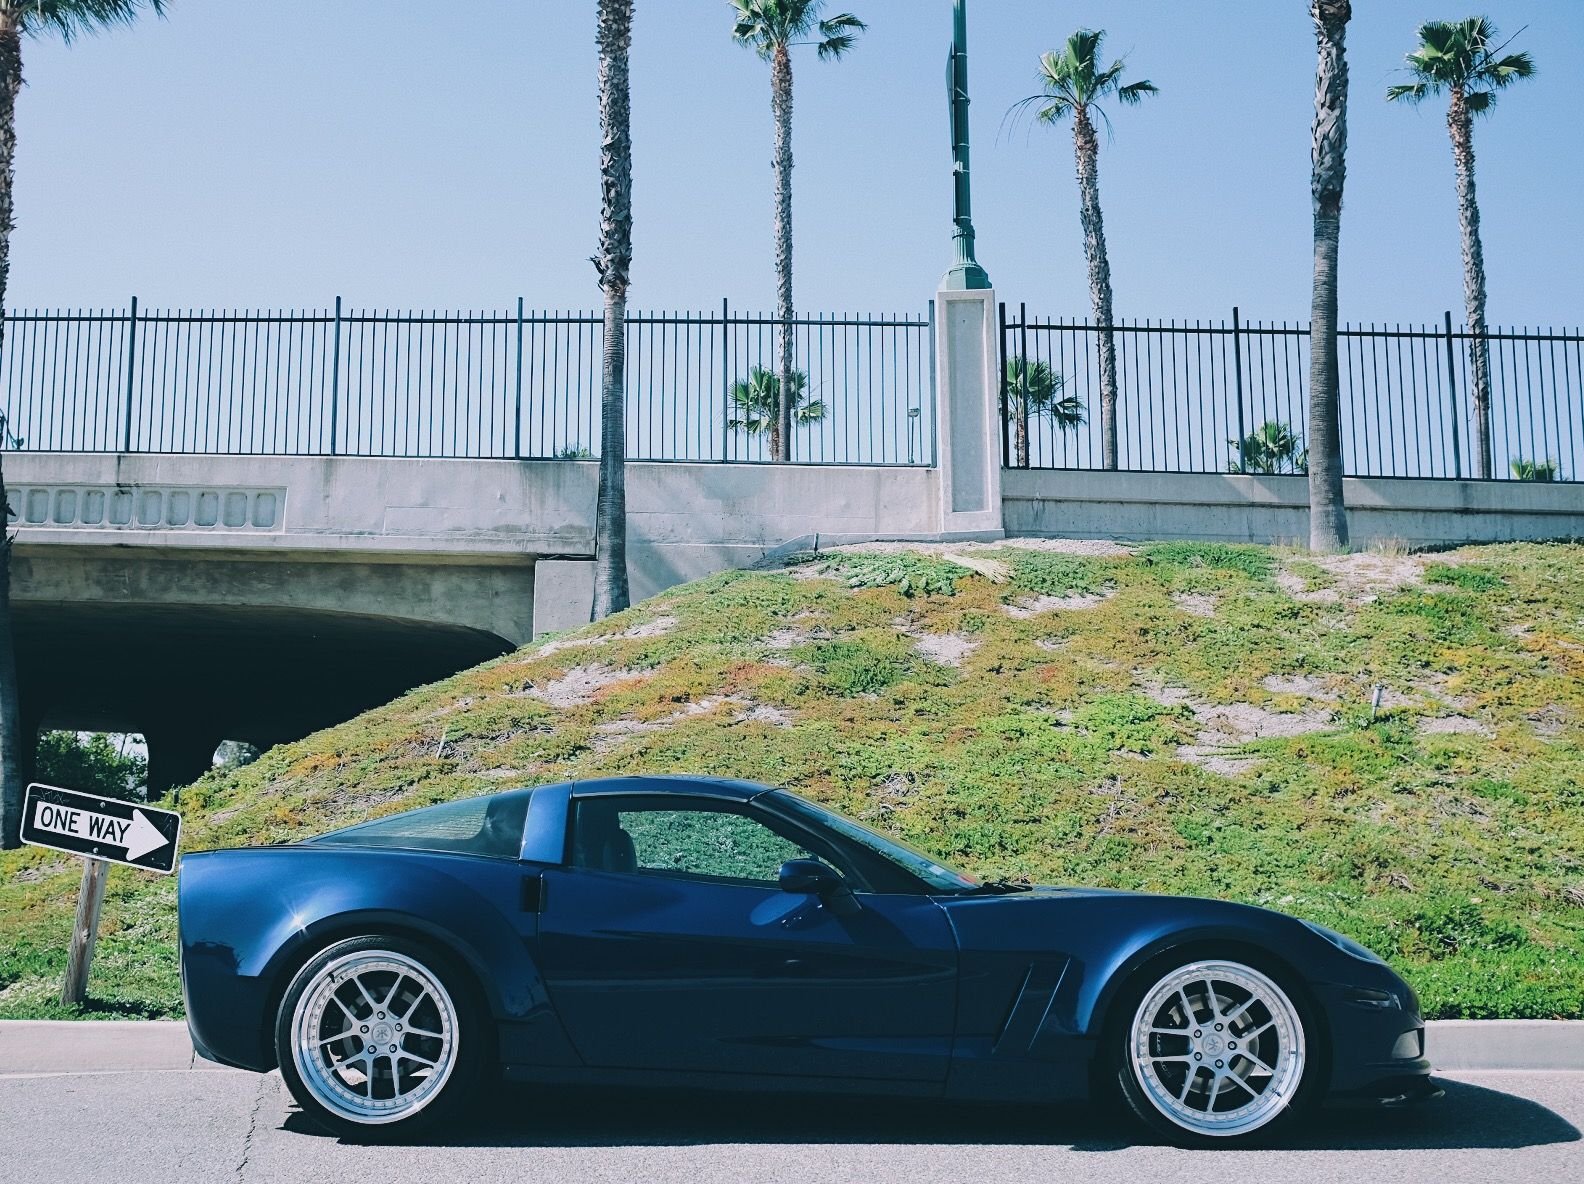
[0,1067,1578,1184]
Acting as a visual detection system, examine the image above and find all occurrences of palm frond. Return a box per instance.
[816,32,857,61]
[1019,28,1152,132]
[1116,79,1159,105]
[1385,81,1433,104]
[1480,50,1536,88]
[1465,89,1496,113]
[10,0,167,43]
[1392,16,1534,109]
[731,0,864,60]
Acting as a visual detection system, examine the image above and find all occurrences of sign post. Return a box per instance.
[20,783,183,1007]
[61,858,111,1007]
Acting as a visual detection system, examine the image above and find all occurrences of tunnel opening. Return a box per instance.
[14,602,513,795]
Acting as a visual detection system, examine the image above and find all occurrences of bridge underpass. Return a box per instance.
[16,601,512,796]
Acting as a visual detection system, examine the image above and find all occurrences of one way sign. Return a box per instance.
[21,783,182,874]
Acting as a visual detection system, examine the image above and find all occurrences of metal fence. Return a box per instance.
[1000,305,1584,482]
[0,301,937,466]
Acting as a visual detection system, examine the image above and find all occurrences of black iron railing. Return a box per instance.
[0,302,938,466]
[1000,305,1584,482]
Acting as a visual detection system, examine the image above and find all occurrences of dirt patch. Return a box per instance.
[1177,747,1266,778]
[1418,715,1496,738]
[1172,592,1218,619]
[1143,680,1334,777]
[12,858,74,884]
[901,628,980,668]
[1528,706,1569,739]
[1275,569,1343,604]
[592,696,795,752]
[1262,674,1339,701]
[1307,552,1427,604]
[538,615,678,658]
[807,537,1132,562]
[527,664,643,708]
[1003,591,1114,618]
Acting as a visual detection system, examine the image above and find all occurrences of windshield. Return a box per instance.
[768,791,980,893]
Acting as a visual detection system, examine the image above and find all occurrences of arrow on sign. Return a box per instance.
[31,800,172,862]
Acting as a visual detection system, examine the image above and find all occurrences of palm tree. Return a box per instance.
[1019,30,1156,471]
[730,0,864,463]
[728,366,825,456]
[1,1,167,850]
[590,0,634,622]
[1004,356,1083,468]
[1308,0,1351,551]
[1387,17,1535,480]
[1230,420,1309,476]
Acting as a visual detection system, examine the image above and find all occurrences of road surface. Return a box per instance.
[0,1065,1578,1184]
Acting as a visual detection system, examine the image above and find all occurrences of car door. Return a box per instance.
[534,792,958,1083]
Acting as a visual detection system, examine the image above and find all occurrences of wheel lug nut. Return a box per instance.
[1229,1041,1237,1049]
[1215,1059,1224,1068]
[1194,1053,1202,1061]
[367,1045,375,1054]
[1193,1030,1202,1038]
[1215,1023,1224,1031]
[389,1044,397,1052]
[377,1012,385,1019]
[360,1025,369,1033]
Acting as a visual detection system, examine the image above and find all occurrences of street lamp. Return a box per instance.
[942,0,991,290]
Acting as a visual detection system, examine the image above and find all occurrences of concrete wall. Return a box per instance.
[3,453,942,638]
[1003,469,1584,547]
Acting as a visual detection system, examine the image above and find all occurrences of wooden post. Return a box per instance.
[61,857,110,1007]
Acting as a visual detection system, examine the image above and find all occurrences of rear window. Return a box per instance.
[312,793,530,860]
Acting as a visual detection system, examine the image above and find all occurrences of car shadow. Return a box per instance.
[281,1077,1580,1152]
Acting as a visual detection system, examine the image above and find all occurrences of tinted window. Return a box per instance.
[572,797,820,886]
[313,793,530,859]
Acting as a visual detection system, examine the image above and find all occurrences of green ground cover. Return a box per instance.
[2,540,1581,1020]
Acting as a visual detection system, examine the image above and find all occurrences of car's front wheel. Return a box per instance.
[275,935,487,1141]
[1114,956,1316,1147]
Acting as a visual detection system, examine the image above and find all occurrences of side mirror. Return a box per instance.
[778,858,860,917]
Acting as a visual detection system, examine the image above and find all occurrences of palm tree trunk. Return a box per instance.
[771,43,795,464]
[1015,395,1029,468]
[1448,89,1493,480]
[0,17,24,849]
[0,17,22,848]
[591,0,633,622]
[1307,0,1350,553]
[1072,109,1119,471]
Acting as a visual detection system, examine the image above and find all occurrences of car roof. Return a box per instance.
[557,774,773,803]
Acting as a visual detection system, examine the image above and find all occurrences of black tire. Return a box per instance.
[1104,950,1324,1149]
[274,934,490,1142]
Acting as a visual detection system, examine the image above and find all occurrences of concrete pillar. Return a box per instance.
[934,287,1005,539]
[145,729,220,799]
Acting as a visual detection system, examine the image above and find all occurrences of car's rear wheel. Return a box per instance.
[275,935,486,1141]
[1114,957,1315,1147]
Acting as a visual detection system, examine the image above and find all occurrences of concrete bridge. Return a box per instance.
[5,283,1581,791]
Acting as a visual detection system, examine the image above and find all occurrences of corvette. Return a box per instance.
[179,775,1438,1145]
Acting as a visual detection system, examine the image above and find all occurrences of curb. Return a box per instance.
[1425,1020,1584,1071]
[0,1020,232,1077]
[2,1018,1583,1077]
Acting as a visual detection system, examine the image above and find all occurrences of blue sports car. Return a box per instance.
[178,775,1438,1145]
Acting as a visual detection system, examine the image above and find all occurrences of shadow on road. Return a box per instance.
[282,1077,1580,1152]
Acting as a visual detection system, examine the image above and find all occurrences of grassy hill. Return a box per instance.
[3,539,1582,1021]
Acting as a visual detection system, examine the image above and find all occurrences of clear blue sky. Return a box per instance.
[8,0,1581,326]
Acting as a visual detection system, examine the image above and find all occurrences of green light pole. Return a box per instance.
[943,0,991,290]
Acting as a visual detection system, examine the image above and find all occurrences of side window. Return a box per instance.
[572,797,820,886]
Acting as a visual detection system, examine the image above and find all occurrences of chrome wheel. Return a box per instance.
[290,949,460,1126]
[1129,960,1306,1139]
